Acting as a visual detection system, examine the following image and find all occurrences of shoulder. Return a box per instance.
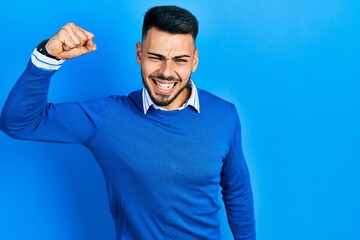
[105,90,143,113]
[104,89,142,105]
[198,89,237,116]
[77,90,141,113]
[197,88,240,130]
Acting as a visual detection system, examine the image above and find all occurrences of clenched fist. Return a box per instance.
[45,23,97,60]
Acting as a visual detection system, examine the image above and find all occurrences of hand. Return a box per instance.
[45,23,97,60]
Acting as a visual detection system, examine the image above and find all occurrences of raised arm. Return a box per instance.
[0,23,110,144]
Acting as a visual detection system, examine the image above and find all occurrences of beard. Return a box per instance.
[142,73,189,107]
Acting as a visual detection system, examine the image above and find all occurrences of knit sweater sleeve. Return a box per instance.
[0,61,111,144]
[220,106,256,239]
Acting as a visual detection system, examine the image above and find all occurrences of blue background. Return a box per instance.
[1,1,359,239]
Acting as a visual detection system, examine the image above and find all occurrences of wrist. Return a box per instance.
[36,39,60,60]
[31,45,65,71]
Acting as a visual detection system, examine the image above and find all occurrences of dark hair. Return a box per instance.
[142,6,199,42]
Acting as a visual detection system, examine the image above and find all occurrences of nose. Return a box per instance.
[158,59,174,77]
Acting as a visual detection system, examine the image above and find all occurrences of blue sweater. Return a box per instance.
[1,61,255,239]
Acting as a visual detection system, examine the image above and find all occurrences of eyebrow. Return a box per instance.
[147,52,191,59]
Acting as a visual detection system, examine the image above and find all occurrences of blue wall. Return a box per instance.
[1,1,359,239]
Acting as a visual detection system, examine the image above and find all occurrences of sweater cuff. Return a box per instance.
[31,48,65,71]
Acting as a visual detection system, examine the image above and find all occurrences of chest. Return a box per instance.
[89,109,231,187]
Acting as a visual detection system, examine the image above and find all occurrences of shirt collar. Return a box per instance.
[142,79,200,114]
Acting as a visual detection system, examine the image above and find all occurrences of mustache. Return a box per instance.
[149,74,180,81]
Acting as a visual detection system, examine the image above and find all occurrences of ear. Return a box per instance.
[191,49,199,73]
[136,42,142,65]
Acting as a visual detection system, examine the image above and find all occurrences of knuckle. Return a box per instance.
[61,26,70,32]
[58,28,67,35]
[62,22,74,30]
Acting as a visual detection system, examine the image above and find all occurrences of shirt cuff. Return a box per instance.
[31,48,65,70]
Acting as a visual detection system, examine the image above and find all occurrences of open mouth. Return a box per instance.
[152,79,178,92]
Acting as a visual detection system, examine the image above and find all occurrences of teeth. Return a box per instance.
[156,81,175,90]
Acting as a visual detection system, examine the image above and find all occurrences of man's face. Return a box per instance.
[136,27,198,110]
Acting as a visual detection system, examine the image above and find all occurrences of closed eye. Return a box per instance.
[149,56,164,61]
[174,58,188,63]
[147,52,165,61]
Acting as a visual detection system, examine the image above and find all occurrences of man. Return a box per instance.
[0,5,255,240]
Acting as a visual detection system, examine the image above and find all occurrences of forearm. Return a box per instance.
[223,180,256,240]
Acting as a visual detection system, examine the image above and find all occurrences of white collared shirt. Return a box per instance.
[142,80,200,114]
